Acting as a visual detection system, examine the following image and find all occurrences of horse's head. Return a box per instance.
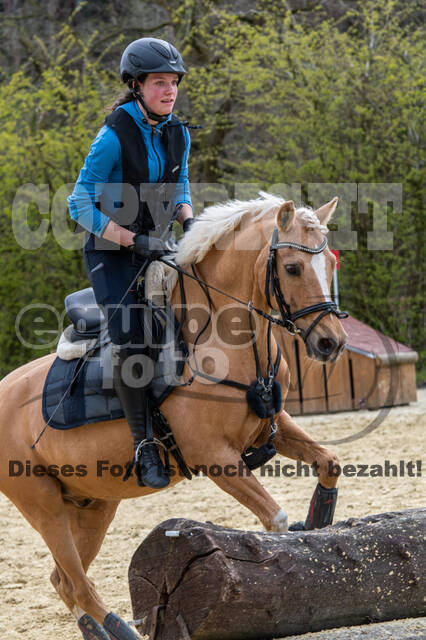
[268,198,347,362]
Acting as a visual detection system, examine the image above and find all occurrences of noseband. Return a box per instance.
[265,227,348,342]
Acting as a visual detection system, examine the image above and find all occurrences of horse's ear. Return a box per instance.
[315,197,339,225]
[276,201,295,232]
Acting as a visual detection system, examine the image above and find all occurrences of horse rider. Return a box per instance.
[68,37,195,489]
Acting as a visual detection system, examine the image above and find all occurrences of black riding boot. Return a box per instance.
[113,349,169,489]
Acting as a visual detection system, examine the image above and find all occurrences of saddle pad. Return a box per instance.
[42,348,124,430]
[42,308,187,430]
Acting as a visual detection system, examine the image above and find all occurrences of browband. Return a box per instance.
[271,227,328,254]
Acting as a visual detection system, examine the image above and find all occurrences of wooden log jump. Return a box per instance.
[128,508,425,640]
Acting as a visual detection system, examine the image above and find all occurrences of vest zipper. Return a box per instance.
[151,126,162,182]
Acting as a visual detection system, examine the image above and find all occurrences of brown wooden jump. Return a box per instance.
[129,508,425,639]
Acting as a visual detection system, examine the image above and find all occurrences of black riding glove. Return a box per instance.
[183,217,196,233]
[132,234,170,260]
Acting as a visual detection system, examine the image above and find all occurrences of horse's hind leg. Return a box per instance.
[274,410,339,529]
[48,497,141,639]
[5,475,139,639]
[50,497,119,619]
[3,476,113,623]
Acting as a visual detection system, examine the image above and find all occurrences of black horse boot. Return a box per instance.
[113,348,169,489]
[289,483,338,531]
[304,482,338,530]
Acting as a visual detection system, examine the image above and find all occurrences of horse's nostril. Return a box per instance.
[317,337,337,355]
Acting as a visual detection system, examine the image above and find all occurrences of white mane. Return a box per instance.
[176,191,328,266]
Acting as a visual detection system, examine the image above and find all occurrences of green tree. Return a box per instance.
[0,0,424,384]
[174,0,425,380]
[0,24,117,376]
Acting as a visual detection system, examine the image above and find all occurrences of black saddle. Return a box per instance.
[65,287,106,340]
[43,287,187,430]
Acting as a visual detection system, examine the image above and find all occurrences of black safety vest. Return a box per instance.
[101,108,187,235]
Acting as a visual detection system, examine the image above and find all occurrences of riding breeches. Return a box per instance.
[83,233,145,347]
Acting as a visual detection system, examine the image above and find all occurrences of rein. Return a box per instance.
[160,261,284,328]
[162,226,348,344]
[160,227,347,467]
[172,261,281,470]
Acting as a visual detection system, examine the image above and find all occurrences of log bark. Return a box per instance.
[128,509,426,640]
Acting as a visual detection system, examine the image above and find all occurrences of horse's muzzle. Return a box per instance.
[306,334,346,362]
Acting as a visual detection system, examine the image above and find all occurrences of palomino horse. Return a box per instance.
[0,194,346,639]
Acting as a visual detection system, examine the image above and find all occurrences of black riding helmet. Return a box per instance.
[120,38,186,123]
[120,37,186,84]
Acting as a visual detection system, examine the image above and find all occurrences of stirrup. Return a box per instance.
[135,437,165,460]
[135,439,170,489]
[123,438,166,483]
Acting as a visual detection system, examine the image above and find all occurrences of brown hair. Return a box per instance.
[109,75,148,111]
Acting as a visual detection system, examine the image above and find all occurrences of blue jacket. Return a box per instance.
[67,100,192,237]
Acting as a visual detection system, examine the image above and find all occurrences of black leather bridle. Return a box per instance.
[265,227,348,342]
[155,226,348,468]
[160,226,347,344]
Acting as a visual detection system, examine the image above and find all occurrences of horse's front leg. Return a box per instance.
[199,445,289,532]
[274,410,339,530]
[274,410,339,488]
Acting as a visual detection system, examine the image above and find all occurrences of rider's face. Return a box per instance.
[138,73,179,117]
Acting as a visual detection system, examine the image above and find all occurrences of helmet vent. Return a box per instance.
[128,53,142,68]
[150,41,174,60]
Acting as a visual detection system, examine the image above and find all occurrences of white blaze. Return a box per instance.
[311,252,331,301]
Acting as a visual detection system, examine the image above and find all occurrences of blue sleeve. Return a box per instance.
[173,126,192,210]
[67,125,122,237]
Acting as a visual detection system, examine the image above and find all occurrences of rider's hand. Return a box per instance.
[132,234,170,260]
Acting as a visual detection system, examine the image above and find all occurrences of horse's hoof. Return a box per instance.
[288,521,305,531]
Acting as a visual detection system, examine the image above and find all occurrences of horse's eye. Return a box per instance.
[285,264,301,276]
